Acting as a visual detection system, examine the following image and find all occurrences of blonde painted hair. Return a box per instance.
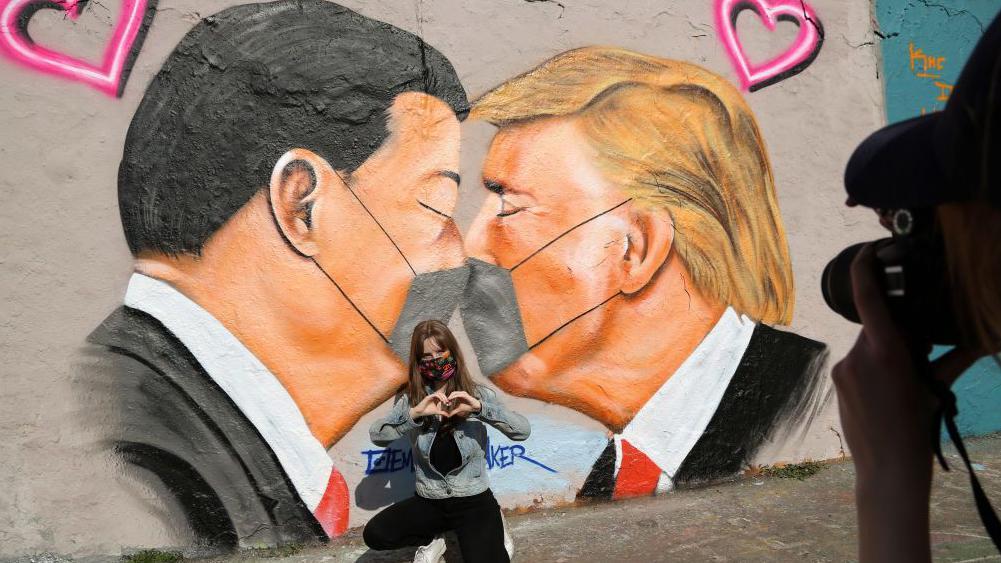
[472,47,794,325]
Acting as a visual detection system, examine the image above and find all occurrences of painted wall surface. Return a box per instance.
[876,0,1001,121]
[0,0,888,556]
[874,0,1001,439]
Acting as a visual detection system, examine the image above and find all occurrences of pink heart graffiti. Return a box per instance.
[714,0,824,92]
[0,0,151,97]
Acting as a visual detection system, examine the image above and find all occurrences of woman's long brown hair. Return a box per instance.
[405,320,480,415]
[939,202,1001,353]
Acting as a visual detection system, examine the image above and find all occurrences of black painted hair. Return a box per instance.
[118,0,469,256]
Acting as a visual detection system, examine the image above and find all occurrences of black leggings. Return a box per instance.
[363,489,510,562]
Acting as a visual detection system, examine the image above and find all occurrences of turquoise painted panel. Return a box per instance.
[932,347,1001,438]
[876,1,1001,123]
[876,0,1001,438]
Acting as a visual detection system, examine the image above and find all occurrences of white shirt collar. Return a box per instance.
[124,273,333,511]
[619,307,756,488]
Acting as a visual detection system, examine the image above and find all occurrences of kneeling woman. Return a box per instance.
[364,319,531,563]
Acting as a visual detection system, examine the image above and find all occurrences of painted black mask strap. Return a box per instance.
[510,199,632,273]
[338,173,417,277]
[311,257,389,344]
[527,290,623,350]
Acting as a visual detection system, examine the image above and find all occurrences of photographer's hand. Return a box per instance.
[832,243,981,563]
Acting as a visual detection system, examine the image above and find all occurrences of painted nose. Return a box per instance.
[465,198,499,265]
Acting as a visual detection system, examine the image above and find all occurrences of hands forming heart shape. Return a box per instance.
[411,391,481,420]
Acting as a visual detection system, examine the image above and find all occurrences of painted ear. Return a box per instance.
[268,149,341,257]
[621,208,674,294]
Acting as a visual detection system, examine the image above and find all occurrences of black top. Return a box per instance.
[430,428,462,475]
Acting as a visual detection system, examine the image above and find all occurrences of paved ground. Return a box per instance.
[226,434,1001,563]
[12,434,1001,563]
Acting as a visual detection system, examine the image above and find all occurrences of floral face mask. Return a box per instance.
[418,350,457,382]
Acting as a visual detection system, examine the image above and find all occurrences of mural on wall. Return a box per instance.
[0,0,157,97]
[463,48,829,499]
[68,0,833,550]
[714,0,824,91]
[86,0,469,546]
[875,0,1001,438]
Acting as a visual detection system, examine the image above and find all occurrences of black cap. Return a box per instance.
[845,10,1001,210]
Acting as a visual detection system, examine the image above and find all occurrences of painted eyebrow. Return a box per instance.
[437,170,461,186]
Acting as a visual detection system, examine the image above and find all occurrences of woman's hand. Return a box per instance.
[409,391,450,420]
[833,244,981,476]
[446,391,481,419]
[831,243,981,562]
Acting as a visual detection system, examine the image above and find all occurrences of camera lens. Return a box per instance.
[823,233,961,345]
[821,242,866,324]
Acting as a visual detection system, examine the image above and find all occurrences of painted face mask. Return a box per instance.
[419,351,457,382]
[460,199,632,377]
[305,168,469,360]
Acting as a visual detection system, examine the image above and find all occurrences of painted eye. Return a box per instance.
[497,197,524,218]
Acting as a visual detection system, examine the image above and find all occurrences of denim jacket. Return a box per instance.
[369,385,531,499]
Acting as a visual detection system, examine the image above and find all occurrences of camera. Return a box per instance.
[821,207,962,345]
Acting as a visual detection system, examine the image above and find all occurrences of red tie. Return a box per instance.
[613,439,661,499]
[313,467,349,538]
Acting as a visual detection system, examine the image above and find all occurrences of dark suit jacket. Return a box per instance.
[87,306,327,547]
[580,323,829,498]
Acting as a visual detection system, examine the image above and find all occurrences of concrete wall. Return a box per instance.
[0,0,889,557]
[874,0,1001,440]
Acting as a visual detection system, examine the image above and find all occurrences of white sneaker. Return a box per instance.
[501,510,514,559]
[413,535,446,563]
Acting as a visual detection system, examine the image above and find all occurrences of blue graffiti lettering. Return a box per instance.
[485,438,558,474]
[361,440,556,475]
[362,447,415,475]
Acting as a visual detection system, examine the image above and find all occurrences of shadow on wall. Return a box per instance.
[355,437,418,511]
